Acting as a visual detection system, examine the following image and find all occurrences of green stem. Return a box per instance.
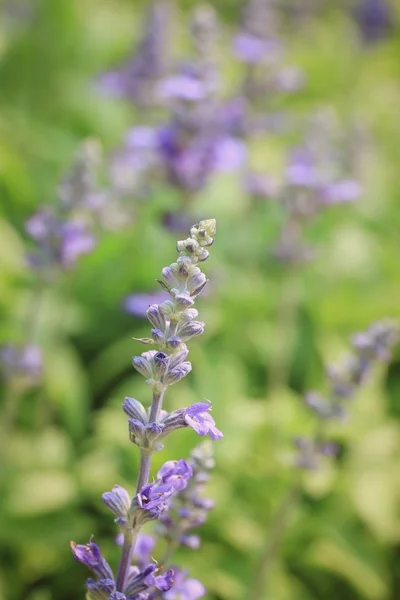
[268,269,301,393]
[249,484,302,600]
[0,385,20,464]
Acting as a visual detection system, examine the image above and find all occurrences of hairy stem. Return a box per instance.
[136,449,153,494]
[115,527,139,592]
[149,388,165,423]
[249,484,301,600]
[116,389,167,591]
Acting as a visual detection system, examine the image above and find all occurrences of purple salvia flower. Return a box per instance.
[124,564,174,597]
[70,540,114,580]
[164,569,205,600]
[86,578,116,599]
[184,403,223,440]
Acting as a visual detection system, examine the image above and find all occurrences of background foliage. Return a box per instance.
[1,1,400,599]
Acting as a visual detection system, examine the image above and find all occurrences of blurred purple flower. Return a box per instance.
[124,292,170,318]
[98,1,171,106]
[233,33,281,64]
[353,0,394,44]
[164,569,205,600]
[0,343,42,385]
[184,403,223,440]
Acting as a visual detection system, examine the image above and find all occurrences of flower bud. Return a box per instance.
[128,418,147,446]
[123,397,148,423]
[177,238,199,255]
[166,336,182,349]
[101,486,131,519]
[183,308,199,320]
[153,351,169,378]
[159,300,176,316]
[152,329,165,344]
[132,355,153,378]
[198,218,216,237]
[168,344,189,369]
[178,257,192,278]
[173,293,195,310]
[162,265,176,287]
[177,320,205,341]
[147,305,166,330]
[164,361,192,385]
[187,269,206,293]
[195,247,209,262]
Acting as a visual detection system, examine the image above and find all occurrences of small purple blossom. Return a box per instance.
[164,569,205,600]
[124,563,174,597]
[184,403,223,440]
[70,540,114,580]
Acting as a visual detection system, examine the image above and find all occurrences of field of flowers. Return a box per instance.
[1,1,400,599]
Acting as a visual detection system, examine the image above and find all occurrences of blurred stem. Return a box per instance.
[0,385,20,465]
[249,483,302,600]
[250,269,302,599]
[115,526,139,592]
[0,281,45,465]
[268,268,301,393]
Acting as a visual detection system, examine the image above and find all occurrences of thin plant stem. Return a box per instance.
[250,268,302,600]
[268,268,301,393]
[249,483,302,600]
[0,282,45,464]
[136,449,153,494]
[0,385,20,464]
[149,389,165,423]
[115,526,139,592]
[116,388,166,591]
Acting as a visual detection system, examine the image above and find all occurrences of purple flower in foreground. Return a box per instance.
[70,540,114,580]
[134,459,193,522]
[164,569,205,600]
[184,403,223,440]
[158,459,194,491]
[124,563,174,597]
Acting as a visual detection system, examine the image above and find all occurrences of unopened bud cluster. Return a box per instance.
[132,219,216,395]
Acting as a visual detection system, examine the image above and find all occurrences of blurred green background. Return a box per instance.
[1,1,400,599]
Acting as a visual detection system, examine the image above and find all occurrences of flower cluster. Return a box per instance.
[295,320,399,469]
[71,220,222,598]
[248,112,362,265]
[157,442,215,553]
[25,141,104,274]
